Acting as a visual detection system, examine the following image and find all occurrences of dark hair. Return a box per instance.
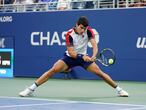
[77,16,89,27]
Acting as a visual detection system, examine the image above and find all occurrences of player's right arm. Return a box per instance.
[67,46,91,62]
[66,33,77,59]
[67,46,77,59]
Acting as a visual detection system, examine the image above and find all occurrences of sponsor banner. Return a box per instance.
[136,37,146,48]
[0,49,14,78]
[0,37,14,48]
[0,9,146,81]
[0,16,13,23]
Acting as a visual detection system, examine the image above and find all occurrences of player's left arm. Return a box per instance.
[87,27,98,61]
[89,38,98,61]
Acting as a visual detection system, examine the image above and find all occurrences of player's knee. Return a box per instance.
[51,66,62,73]
[94,69,104,77]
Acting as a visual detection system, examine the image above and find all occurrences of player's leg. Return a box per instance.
[35,60,68,86]
[86,62,129,97]
[87,62,117,88]
[19,60,68,97]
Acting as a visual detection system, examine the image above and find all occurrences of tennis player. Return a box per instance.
[19,16,129,97]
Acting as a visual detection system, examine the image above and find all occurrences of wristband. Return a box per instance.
[77,54,84,60]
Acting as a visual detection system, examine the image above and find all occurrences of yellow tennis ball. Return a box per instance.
[108,59,114,64]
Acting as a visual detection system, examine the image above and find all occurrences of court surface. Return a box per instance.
[0,78,146,110]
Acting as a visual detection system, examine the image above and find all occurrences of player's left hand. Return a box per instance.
[83,55,92,62]
[91,56,96,62]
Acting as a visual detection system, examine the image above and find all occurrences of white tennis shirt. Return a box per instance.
[65,26,94,56]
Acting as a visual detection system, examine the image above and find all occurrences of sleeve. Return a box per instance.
[66,33,73,47]
[87,27,95,40]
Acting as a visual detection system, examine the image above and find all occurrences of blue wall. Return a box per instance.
[0,8,146,81]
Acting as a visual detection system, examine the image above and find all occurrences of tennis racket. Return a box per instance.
[96,48,116,66]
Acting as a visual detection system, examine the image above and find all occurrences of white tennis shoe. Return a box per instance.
[117,89,129,97]
[19,88,34,97]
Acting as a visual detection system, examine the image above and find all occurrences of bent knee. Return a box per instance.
[51,66,63,73]
[94,69,105,77]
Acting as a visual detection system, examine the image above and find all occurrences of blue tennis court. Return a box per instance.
[0,78,146,110]
[0,97,146,110]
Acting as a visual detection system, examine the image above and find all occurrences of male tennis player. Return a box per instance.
[19,16,129,97]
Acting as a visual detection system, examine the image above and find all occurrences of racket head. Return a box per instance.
[96,48,116,66]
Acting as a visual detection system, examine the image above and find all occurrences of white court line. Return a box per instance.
[0,96,145,110]
[0,102,67,108]
[119,106,146,110]
[0,96,76,103]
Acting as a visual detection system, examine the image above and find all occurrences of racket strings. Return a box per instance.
[100,50,114,65]
[101,54,108,64]
[96,48,115,66]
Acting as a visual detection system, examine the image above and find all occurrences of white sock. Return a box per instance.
[29,83,38,91]
[115,86,122,92]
